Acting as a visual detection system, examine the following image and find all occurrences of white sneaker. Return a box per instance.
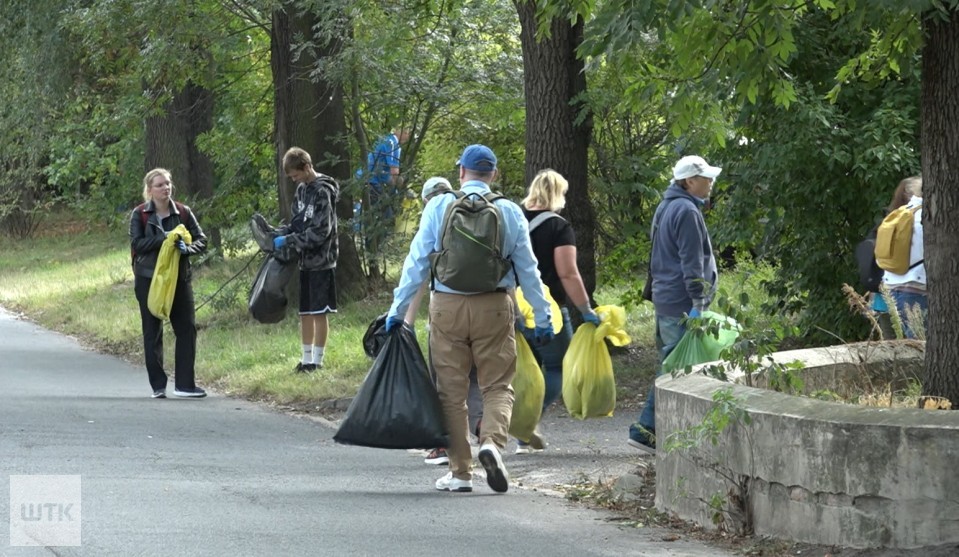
[435,472,472,492]
[478,443,509,493]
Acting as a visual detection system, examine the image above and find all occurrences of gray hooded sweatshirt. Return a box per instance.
[649,182,718,318]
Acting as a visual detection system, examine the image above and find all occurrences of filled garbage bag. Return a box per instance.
[334,324,448,449]
[515,284,564,333]
[148,224,191,320]
[562,305,631,419]
[662,311,741,373]
[362,313,389,359]
[248,253,296,324]
[508,334,545,443]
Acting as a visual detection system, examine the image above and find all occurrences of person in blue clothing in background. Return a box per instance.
[629,155,721,455]
[365,128,409,258]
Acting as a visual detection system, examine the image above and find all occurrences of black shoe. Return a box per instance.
[173,387,207,398]
[293,362,317,373]
[151,389,167,399]
[627,428,656,455]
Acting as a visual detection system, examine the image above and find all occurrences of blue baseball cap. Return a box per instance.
[457,144,497,172]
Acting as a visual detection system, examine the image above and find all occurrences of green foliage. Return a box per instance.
[664,387,751,451]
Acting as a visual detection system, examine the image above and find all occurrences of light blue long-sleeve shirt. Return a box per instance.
[387,180,552,329]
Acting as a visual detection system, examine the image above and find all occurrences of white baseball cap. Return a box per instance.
[672,155,722,181]
[421,177,452,201]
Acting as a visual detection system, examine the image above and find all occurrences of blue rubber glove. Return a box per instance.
[578,304,600,326]
[177,240,188,254]
[533,325,554,346]
[385,316,404,332]
[273,235,287,250]
[688,308,702,319]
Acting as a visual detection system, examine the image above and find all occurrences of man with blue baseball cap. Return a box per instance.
[384,144,554,494]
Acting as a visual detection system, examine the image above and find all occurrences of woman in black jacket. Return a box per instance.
[129,168,208,398]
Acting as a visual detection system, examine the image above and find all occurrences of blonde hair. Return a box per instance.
[142,168,173,202]
[522,169,568,212]
[901,175,922,198]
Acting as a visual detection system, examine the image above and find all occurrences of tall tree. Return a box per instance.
[920,6,959,402]
[514,0,596,298]
[272,1,366,301]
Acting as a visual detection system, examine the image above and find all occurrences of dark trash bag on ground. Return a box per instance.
[248,254,296,324]
[362,313,389,358]
[334,325,448,450]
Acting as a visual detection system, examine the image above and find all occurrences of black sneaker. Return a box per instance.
[627,428,656,455]
[151,389,167,399]
[293,362,317,374]
[173,387,207,398]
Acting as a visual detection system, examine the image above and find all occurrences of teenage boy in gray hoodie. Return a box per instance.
[628,155,721,454]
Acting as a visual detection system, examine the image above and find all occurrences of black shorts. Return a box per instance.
[299,269,337,315]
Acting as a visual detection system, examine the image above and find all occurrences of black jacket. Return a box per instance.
[130,200,208,280]
[277,174,339,271]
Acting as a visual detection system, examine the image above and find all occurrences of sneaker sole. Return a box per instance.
[478,448,509,493]
[151,392,166,399]
[173,391,207,398]
[627,438,656,455]
[424,457,450,466]
[436,484,473,493]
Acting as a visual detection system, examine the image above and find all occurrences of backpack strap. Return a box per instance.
[528,211,562,233]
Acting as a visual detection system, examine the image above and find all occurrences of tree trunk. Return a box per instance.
[921,9,959,405]
[271,2,366,301]
[514,1,596,302]
[144,81,220,251]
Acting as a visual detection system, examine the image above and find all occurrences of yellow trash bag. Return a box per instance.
[508,334,545,443]
[394,196,420,235]
[562,305,631,419]
[515,284,563,333]
[148,224,192,320]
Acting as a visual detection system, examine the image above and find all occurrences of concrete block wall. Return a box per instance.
[654,342,959,549]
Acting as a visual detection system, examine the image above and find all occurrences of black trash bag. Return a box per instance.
[250,213,297,264]
[362,313,389,359]
[334,325,448,449]
[248,254,296,324]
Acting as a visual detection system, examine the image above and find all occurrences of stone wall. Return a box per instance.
[654,341,959,549]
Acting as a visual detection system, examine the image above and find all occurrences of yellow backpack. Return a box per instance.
[874,204,920,274]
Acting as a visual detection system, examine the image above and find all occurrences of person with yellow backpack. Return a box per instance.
[874,176,926,338]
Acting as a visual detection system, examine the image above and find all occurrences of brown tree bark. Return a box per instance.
[921,8,959,405]
[514,1,596,301]
[271,2,366,301]
[145,80,219,251]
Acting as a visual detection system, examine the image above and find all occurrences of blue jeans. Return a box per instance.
[521,307,574,412]
[631,314,685,437]
[891,290,928,339]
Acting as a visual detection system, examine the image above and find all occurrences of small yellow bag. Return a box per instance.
[562,305,630,419]
[508,334,545,443]
[148,224,191,320]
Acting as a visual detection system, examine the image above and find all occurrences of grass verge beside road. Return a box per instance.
[0,218,665,407]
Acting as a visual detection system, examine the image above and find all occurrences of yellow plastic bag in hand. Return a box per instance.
[508,334,545,443]
[561,304,630,419]
[515,284,563,333]
[148,224,192,320]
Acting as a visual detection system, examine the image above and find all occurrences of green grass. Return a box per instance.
[0,216,776,407]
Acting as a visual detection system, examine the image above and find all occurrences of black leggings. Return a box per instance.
[134,275,198,391]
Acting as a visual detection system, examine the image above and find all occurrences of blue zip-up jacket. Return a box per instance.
[649,182,717,318]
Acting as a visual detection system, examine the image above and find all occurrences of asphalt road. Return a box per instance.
[0,307,731,557]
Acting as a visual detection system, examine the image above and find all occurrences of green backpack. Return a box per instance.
[429,190,511,292]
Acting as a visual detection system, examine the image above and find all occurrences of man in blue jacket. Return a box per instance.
[629,155,721,454]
